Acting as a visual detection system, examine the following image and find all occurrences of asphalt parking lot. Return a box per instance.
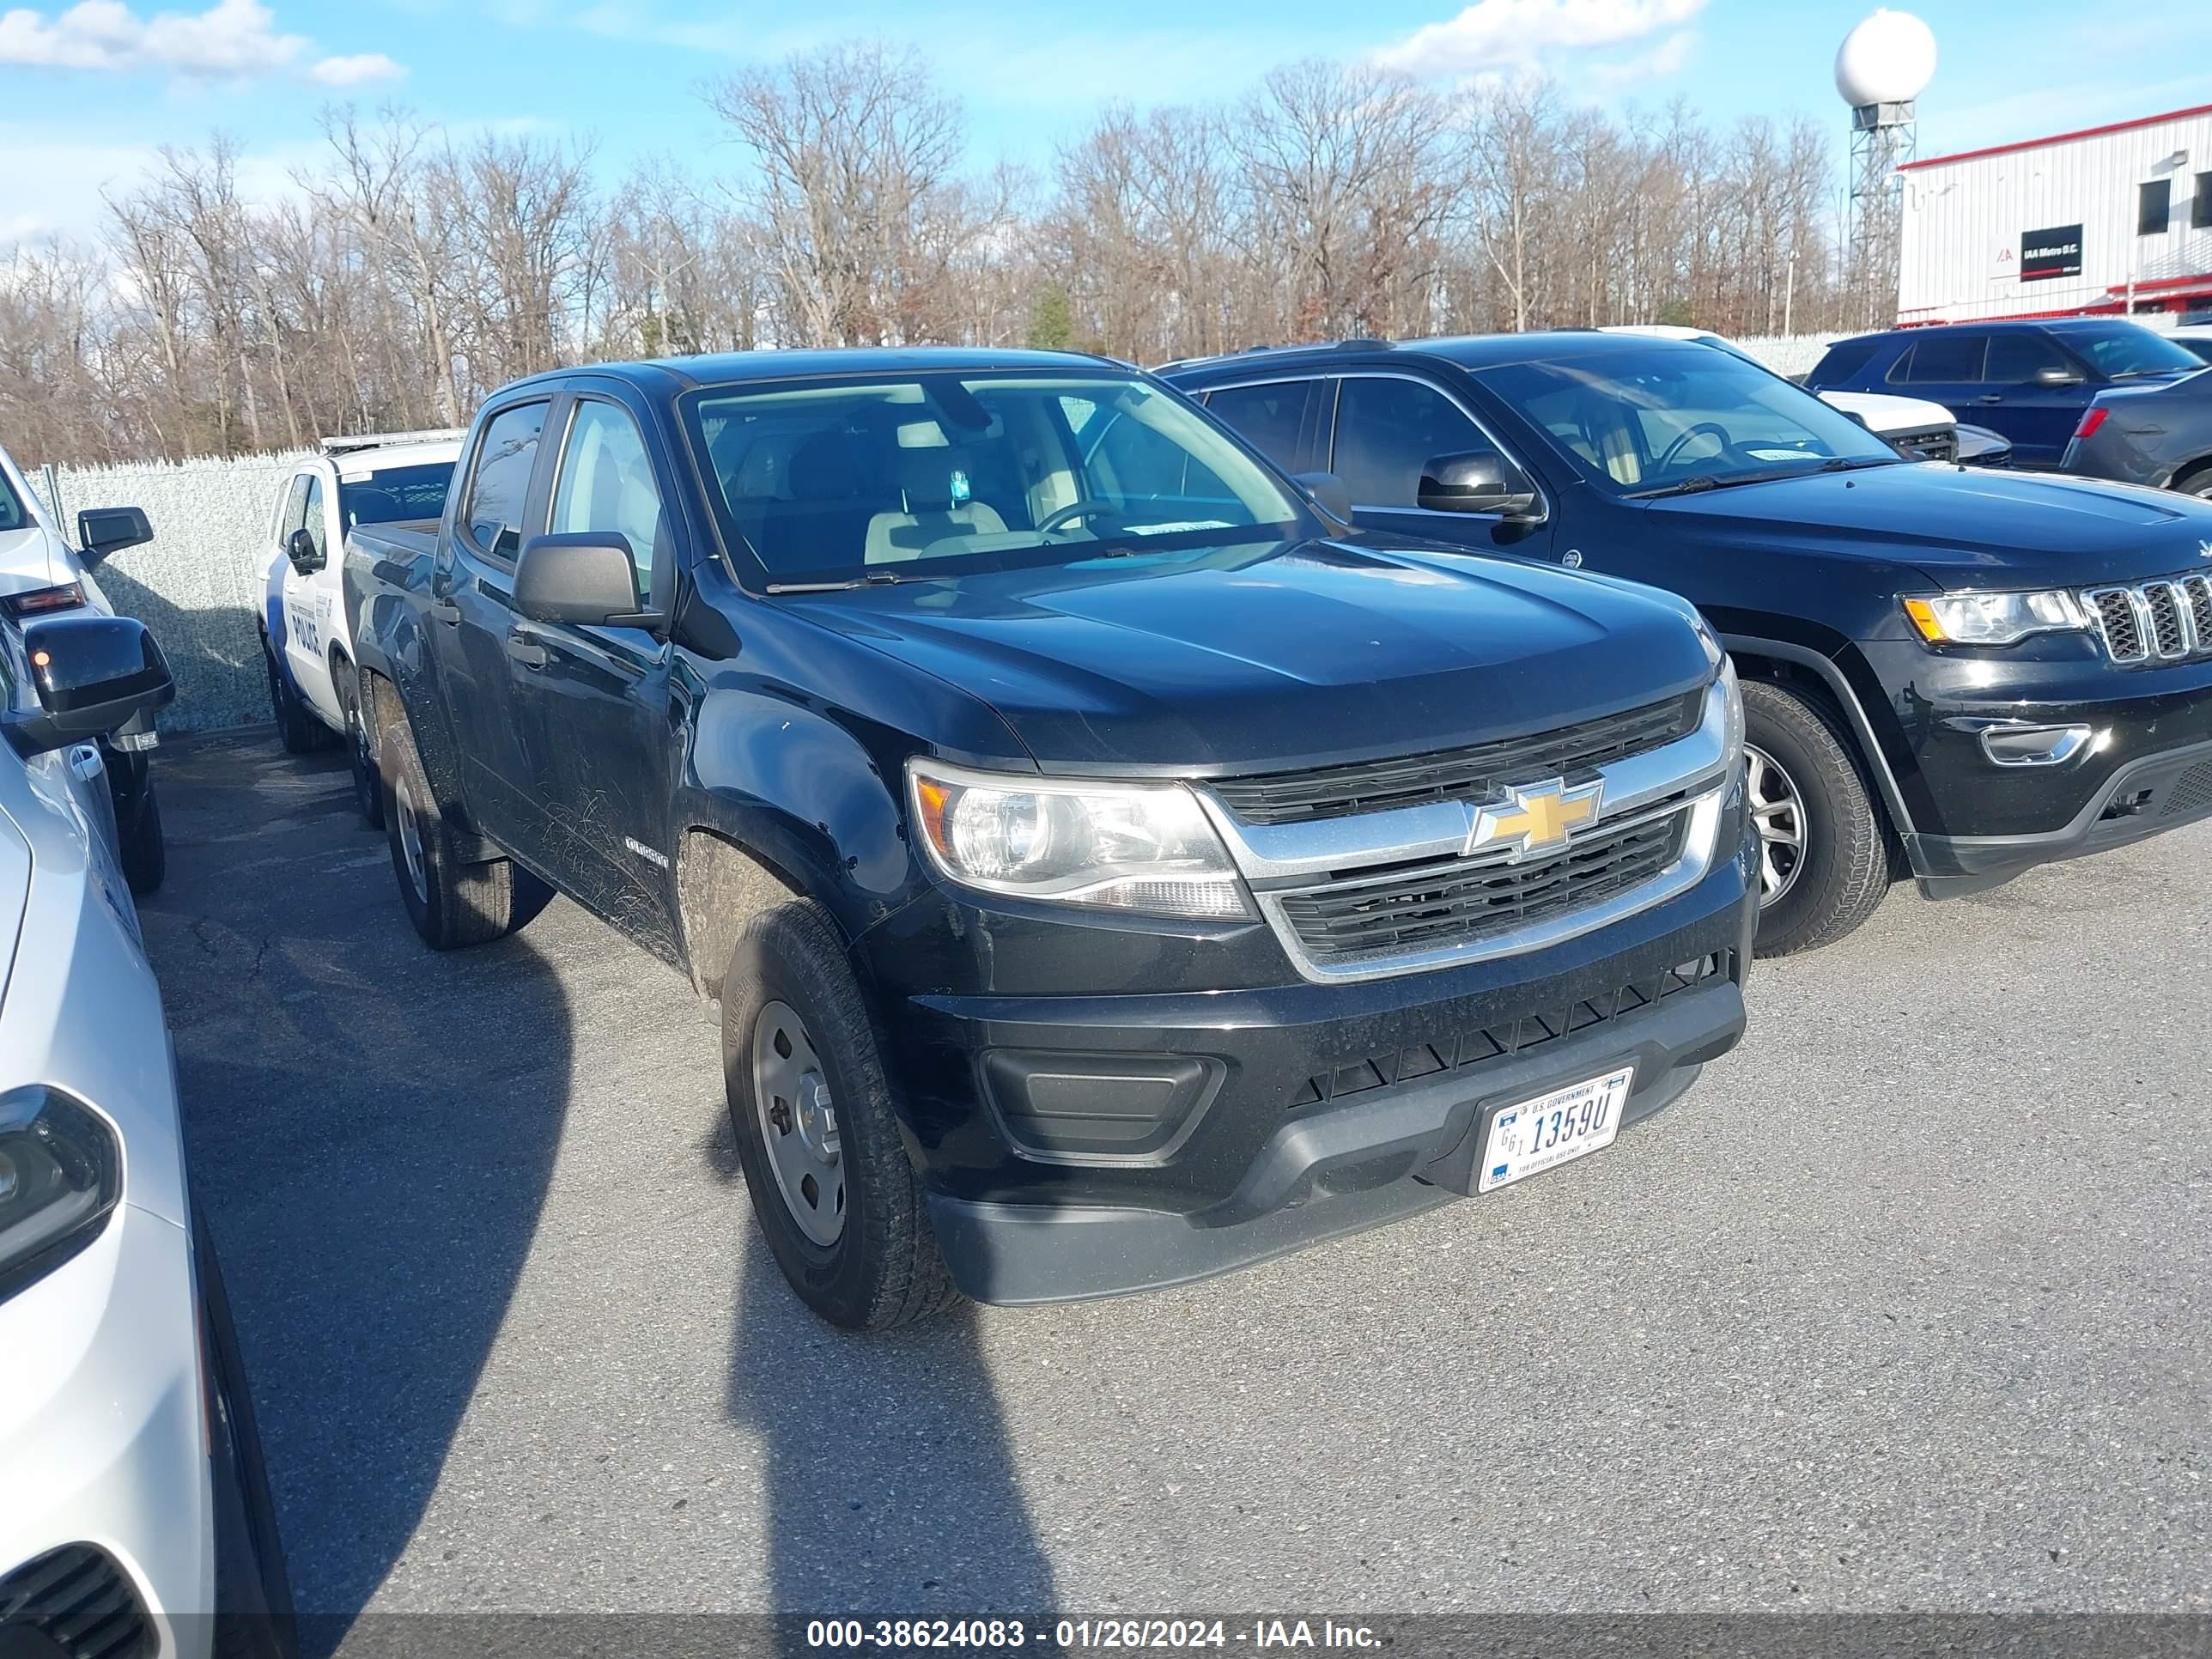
[147,728,2211,1644]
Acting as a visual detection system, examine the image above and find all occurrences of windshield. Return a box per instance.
[2064,325,2204,378]
[1474,345,1904,495]
[684,372,1306,587]
[338,461,453,532]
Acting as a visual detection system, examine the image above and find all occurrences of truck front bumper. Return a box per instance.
[926,972,1741,1304]
[862,805,1759,1305]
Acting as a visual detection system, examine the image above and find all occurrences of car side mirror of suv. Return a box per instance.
[2033,366,2084,387]
[76,507,153,568]
[1418,451,1541,520]
[514,532,656,628]
[286,527,324,574]
[4,613,175,757]
[1291,471,1353,521]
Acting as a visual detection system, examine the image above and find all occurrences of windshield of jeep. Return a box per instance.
[684,372,1308,588]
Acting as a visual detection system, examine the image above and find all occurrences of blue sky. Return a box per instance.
[0,0,2202,243]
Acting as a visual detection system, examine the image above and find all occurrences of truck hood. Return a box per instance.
[1646,462,2212,589]
[787,537,1713,772]
[1819,388,1954,434]
[0,524,105,611]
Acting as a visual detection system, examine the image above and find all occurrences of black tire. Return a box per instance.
[721,901,960,1330]
[261,632,327,757]
[337,665,384,830]
[2173,461,2212,499]
[195,1209,299,1659]
[378,702,547,951]
[1743,678,1891,957]
[118,773,165,896]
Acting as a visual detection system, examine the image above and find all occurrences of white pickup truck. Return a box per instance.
[258,431,460,823]
[0,441,167,892]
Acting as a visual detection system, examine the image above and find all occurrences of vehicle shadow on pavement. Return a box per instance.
[707,1118,1062,1628]
[139,732,576,1659]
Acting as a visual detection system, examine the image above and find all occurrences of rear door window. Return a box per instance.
[1891,333,1987,384]
[464,401,550,560]
[1203,382,1311,470]
[1808,338,1882,385]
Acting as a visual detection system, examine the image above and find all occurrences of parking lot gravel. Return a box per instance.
[145,730,2211,1644]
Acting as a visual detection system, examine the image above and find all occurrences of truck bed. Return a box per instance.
[346,519,441,562]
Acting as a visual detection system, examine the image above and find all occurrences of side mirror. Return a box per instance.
[514,532,653,627]
[2034,366,2083,387]
[1291,471,1353,521]
[1417,451,1541,519]
[286,527,324,574]
[4,613,175,757]
[76,507,152,568]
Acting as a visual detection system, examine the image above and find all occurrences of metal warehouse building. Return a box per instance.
[1896,104,2212,325]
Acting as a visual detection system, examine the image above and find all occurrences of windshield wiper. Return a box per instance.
[1626,474,1725,499]
[765,572,907,593]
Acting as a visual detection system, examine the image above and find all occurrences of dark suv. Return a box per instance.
[1805,319,2204,468]
[1164,333,2212,954]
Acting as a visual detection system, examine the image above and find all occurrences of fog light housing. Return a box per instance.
[1978,723,2093,767]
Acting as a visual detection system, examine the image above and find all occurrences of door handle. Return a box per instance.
[428,600,462,625]
[505,630,549,670]
[1976,393,2003,404]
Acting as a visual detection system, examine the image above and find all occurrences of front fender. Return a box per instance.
[679,684,931,947]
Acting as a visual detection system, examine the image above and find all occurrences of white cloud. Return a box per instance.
[0,0,403,84]
[308,49,402,85]
[1376,0,1705,81]
[1581,27,1697,91]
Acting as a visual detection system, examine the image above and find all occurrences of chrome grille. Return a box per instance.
[2082,574,2212,663]
[1273,807,1691,969]
[1209,692,1704,826]
[1891,425,1957,463]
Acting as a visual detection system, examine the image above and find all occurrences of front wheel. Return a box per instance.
[721,901,960,1329]
[1742,679,1892,957]
[195,1209,299,1659]
[118,773,165,896]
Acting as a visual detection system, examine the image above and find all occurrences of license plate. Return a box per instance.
[1477,1066,1635,1194]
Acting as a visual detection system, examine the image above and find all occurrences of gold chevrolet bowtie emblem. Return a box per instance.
[1467,777,1604,861]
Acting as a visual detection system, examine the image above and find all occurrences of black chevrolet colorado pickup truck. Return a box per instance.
[344,347,1756,1328]
[1166,332,2212,954]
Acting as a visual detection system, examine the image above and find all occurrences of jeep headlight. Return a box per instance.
[0,1085,122,1302]
[908,761,1253,921]
[1904,591,2087,647]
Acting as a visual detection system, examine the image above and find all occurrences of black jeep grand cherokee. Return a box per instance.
[1167,332,2212,953]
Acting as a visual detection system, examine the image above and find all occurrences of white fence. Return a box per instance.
[26,332,1842,734]
[33,453,304,732]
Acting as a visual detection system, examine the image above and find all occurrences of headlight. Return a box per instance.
[1717,656,1744,765]
[1692,613,1725,672]
[1903,590,2087,646]
[908,761,1253,921]
[0,1085,122,1302]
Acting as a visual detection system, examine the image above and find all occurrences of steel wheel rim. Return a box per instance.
[1745,744,1808,908]
[393,774,429,903]
[750,1000,845,1246]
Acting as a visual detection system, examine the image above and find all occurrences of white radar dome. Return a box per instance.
[1835,9,1936,108]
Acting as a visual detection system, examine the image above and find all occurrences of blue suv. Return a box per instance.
[1805,318,2203,468]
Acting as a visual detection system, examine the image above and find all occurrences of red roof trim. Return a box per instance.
[1899,102,2212,173]
[2102,270,2212,296]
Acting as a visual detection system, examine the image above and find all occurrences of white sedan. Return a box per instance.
[0,610,294,1658]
